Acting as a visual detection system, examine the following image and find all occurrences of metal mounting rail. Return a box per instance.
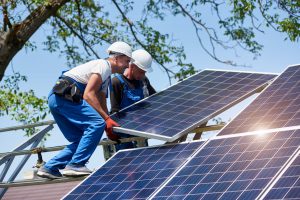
[0,125,54,198]
[0,120,55,133]
[0,136,148,158]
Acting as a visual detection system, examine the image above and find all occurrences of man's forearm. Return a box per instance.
[98,92,109,115]
[84,92,109,119]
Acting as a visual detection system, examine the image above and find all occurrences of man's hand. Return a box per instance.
[105,117,120,141]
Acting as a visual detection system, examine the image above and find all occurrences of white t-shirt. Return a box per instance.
[64,59,111,93]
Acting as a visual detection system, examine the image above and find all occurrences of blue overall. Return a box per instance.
[116,74,144,109]
[114,74,144,151]
[44,75,106,172]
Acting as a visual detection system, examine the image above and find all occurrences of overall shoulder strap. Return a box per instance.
[110,74,128,96]
[115,74,127,86]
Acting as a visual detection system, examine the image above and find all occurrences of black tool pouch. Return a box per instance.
[70,84,82,103]
[53,79,82,103]
[53,79,72,96]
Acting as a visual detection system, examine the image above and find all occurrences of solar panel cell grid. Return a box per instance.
[63,142,203,200]
[219,65,300,136]
[152,129,300,200]
[112,70,276,141]
[263,153,300,200]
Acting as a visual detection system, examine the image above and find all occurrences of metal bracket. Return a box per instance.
[101,137,148,160]
[0,125,53,198]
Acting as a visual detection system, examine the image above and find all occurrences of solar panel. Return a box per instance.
[151,129,300,200]
[111,69,276,141]
[219,65,300,136]
[63,141,204,200]
[261,151,300,200]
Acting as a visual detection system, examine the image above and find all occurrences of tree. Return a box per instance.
[0,0,299,134]
[0,0,70,81]
[0,72,49,136]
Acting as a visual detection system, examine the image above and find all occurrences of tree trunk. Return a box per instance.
[0,0,70,81]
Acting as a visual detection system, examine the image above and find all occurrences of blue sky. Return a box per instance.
[1,2,300,181]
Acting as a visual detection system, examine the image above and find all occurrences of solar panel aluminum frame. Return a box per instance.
[112,69,277,142]
[217,64,300,136]
[62,139,208,200]
[257,148,300,200]
[216,125,300,140]
[149,127,300,200]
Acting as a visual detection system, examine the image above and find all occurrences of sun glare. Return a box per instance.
[253,126,269,137]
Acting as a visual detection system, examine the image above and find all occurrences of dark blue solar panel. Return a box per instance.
[63,141,203,200]
[111,70,276,141]
[219,65,300,136]
[152,129,300,200]
[262,153,300,199]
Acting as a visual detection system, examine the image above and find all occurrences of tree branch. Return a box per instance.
[2,0,12,31]
[111,0,174,85]
[173,0,231,49]
[192,21,237,66]
[257,0,280,32]
[54,14,100,59]
[0,0,70,81]
[74,0,90,55]
[172,0,241,66]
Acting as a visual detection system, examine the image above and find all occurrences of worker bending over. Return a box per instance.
[37,41,132,179]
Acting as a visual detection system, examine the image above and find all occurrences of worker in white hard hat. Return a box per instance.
[110,49,156,150]
[37,41,132,179]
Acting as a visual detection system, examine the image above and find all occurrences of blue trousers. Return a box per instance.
[45,93,105,171]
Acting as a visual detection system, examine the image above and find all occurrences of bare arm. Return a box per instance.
[110,77,122,113]
[83,73,109,120]
[98,91,108,114]
[145,77,156,95]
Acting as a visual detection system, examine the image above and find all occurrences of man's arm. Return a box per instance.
[145,77,156,95]
[84,73,120,141]
[98,91,108,114]
[83,73,109,119]
[110,77,123,114]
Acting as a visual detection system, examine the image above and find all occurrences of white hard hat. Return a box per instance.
[107,41,133,59]
[132,49,153,72]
